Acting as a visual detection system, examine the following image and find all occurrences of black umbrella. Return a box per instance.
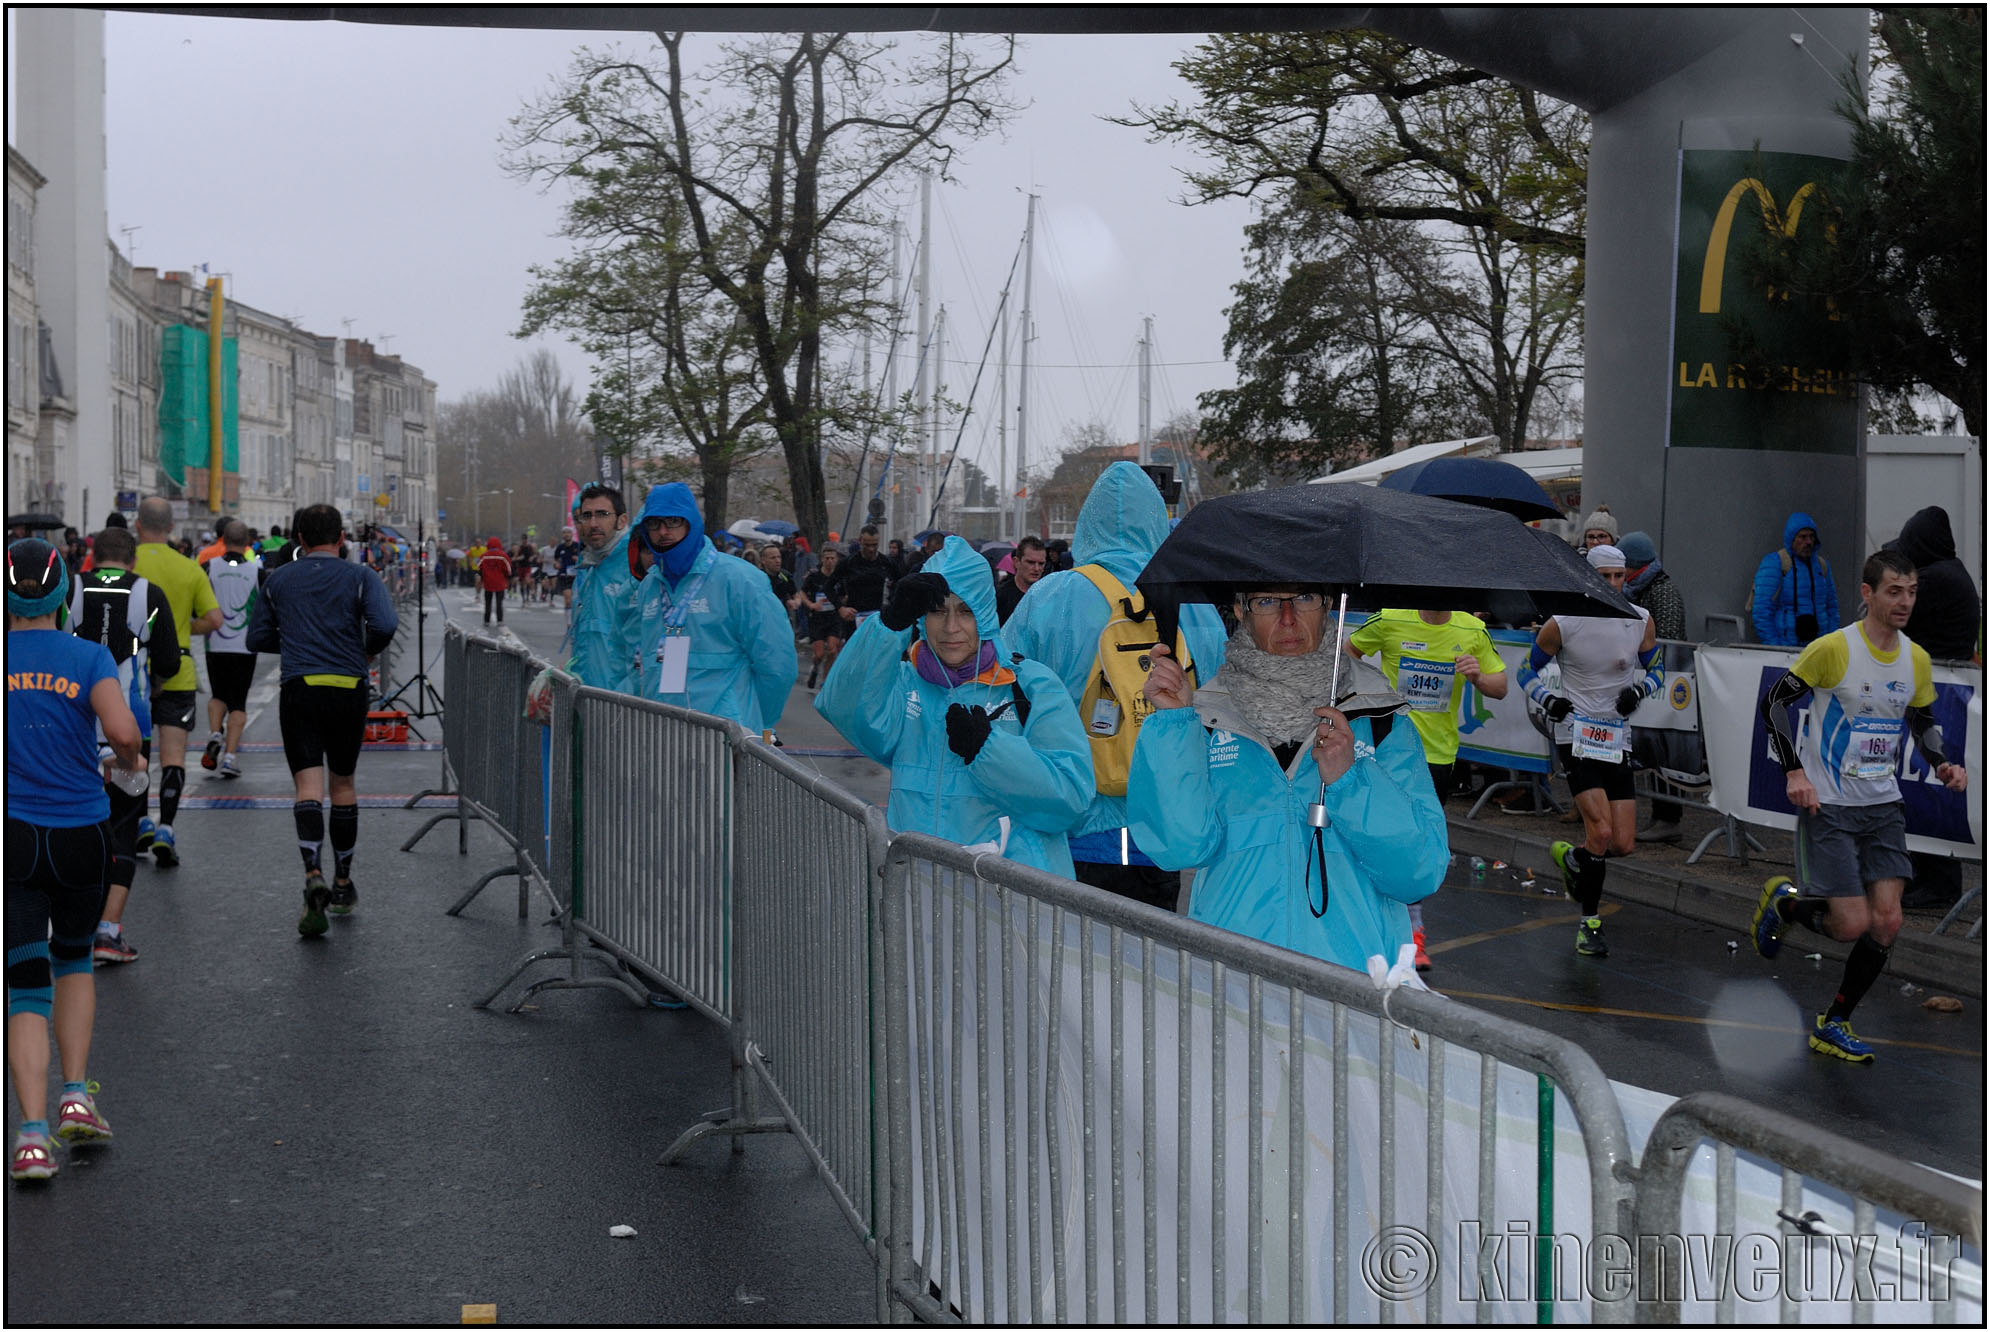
[1377,456,1564,522]
[6,513,66,532]
[1135,481,1637,633]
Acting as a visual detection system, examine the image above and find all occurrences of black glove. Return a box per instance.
[1542,694,1574,724]
[882,572,950,631]
[1615,685,1646,717]
[945,703,993,764]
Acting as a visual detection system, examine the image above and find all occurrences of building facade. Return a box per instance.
[6,145,45,515]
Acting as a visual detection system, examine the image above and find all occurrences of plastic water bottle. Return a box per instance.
[106,765,149,798]
[1470,856,1486,882]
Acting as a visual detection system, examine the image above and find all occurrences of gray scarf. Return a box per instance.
[1215,616,1349,747]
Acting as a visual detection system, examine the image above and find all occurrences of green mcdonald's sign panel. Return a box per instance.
[1669,149,1856,454]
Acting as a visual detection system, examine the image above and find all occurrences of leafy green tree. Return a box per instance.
[1120,32,1587,460]
[1743,7,1983,439]
[505,32,1016,545]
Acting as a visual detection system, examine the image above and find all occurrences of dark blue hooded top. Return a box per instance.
[636,483,707,583]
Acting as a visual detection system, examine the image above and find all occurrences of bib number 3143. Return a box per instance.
[1399,656,1455,712]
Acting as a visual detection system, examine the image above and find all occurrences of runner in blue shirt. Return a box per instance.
[6,539,145,1182]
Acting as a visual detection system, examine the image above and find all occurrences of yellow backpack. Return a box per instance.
[1074,564,1195,797]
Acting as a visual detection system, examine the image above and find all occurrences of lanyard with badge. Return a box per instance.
[652,545,715,696]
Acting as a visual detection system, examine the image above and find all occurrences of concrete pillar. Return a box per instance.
[1583,9,1869,638]
[14,7,110,530]
[1369,7,1870,638]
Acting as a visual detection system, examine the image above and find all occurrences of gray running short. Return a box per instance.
[1794,800,1913,899]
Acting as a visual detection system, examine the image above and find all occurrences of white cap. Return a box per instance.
[1586,543,1626,571]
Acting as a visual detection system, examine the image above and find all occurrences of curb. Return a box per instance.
[1446,815,1984,1000]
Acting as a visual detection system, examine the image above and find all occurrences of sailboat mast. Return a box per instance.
[1015,192,1036,539]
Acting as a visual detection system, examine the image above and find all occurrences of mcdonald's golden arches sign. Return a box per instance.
[1668,149,1855,454]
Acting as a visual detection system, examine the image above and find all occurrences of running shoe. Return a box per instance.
[1550,840,1579,902]
[201,732,222,770]
[1413,929,1433,973]
[151,824,179,868]
[54,1092,113,1145]
[10,1136,56,1183]
[92,931,138,966]
[328,877,357,917]
[1752,876,1799,959]
[136,817,155,855]
[1809,1014,1875,1064]
[219,753,241,779]
[1575,916,1609,957]
[299,871,332,938]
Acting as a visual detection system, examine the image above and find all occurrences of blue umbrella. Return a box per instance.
[757,519,799,537]
[1377,457,1563,522]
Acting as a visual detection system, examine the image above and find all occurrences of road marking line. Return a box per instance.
[1426,903,1621,955]
[1444,989,1982,1058]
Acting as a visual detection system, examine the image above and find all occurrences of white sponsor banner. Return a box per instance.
[1695,644,1983,859]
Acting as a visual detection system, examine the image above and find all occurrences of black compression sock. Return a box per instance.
[1781,895,1831,936]
[1827,935,1890,1021]
[1570,848,1606,916]
[329,803,359,882]
[158,765,186,825]
[293,801,325,872]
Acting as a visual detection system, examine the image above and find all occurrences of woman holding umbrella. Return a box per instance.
[1126,585,1447,973]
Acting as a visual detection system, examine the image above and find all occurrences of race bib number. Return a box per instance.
[655,635,690,696]
[1399,655,1455,712]
[1570,713,1627,762]
[1843,715,1901,781]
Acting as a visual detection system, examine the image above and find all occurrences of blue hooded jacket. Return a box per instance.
[633,484,796,730]
[1125,669,1447,974]
[567,525,643,693]
[815,535,1094,876]
[1003,461,1230,862]
[1751,511,1839,646]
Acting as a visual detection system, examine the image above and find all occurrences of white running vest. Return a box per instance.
[1549,607,1651,750]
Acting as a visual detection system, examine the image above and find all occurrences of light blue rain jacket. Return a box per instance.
[633,485,797,730]
[1003,461,1230,861]
[816,535,1094,876]
[1126,674,1447,973]
[567,526,643,693]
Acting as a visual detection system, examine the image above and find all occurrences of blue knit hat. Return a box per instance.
[1618,531,1659,568]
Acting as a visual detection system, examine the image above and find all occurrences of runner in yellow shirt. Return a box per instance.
[1348,607,1508,971]
[130,498,221,867]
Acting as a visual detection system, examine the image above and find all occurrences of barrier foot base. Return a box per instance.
[402,786,453,809]
[657,1112,791,1166]
[447,864,520,917]
[1467,774,1562,821]
[403,807,479,853]
[1935,885,1983,939]
[473,945,654,1012]
[1685,816,1768,866]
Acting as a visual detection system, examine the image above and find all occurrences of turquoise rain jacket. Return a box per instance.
[1125,674,1447,973]
[567,526,642,693]
[815,535,1094,876]
[633,484,796,730]
[1003,461,1230,862]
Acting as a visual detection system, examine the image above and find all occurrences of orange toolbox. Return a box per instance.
[364,710,410,744]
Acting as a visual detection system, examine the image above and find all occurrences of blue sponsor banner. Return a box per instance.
[1697,644,1981,858]
[1744,665,1976,845]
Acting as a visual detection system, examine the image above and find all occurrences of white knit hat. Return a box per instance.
[1586,543,1626,571]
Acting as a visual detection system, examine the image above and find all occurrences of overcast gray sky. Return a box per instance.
[64,11,1254,492]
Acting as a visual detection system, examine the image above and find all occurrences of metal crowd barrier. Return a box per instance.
[1632,1091,1983,1324]
[417,624,1982,1325]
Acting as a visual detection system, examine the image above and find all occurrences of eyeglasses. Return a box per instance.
[1244,592,1324,618]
